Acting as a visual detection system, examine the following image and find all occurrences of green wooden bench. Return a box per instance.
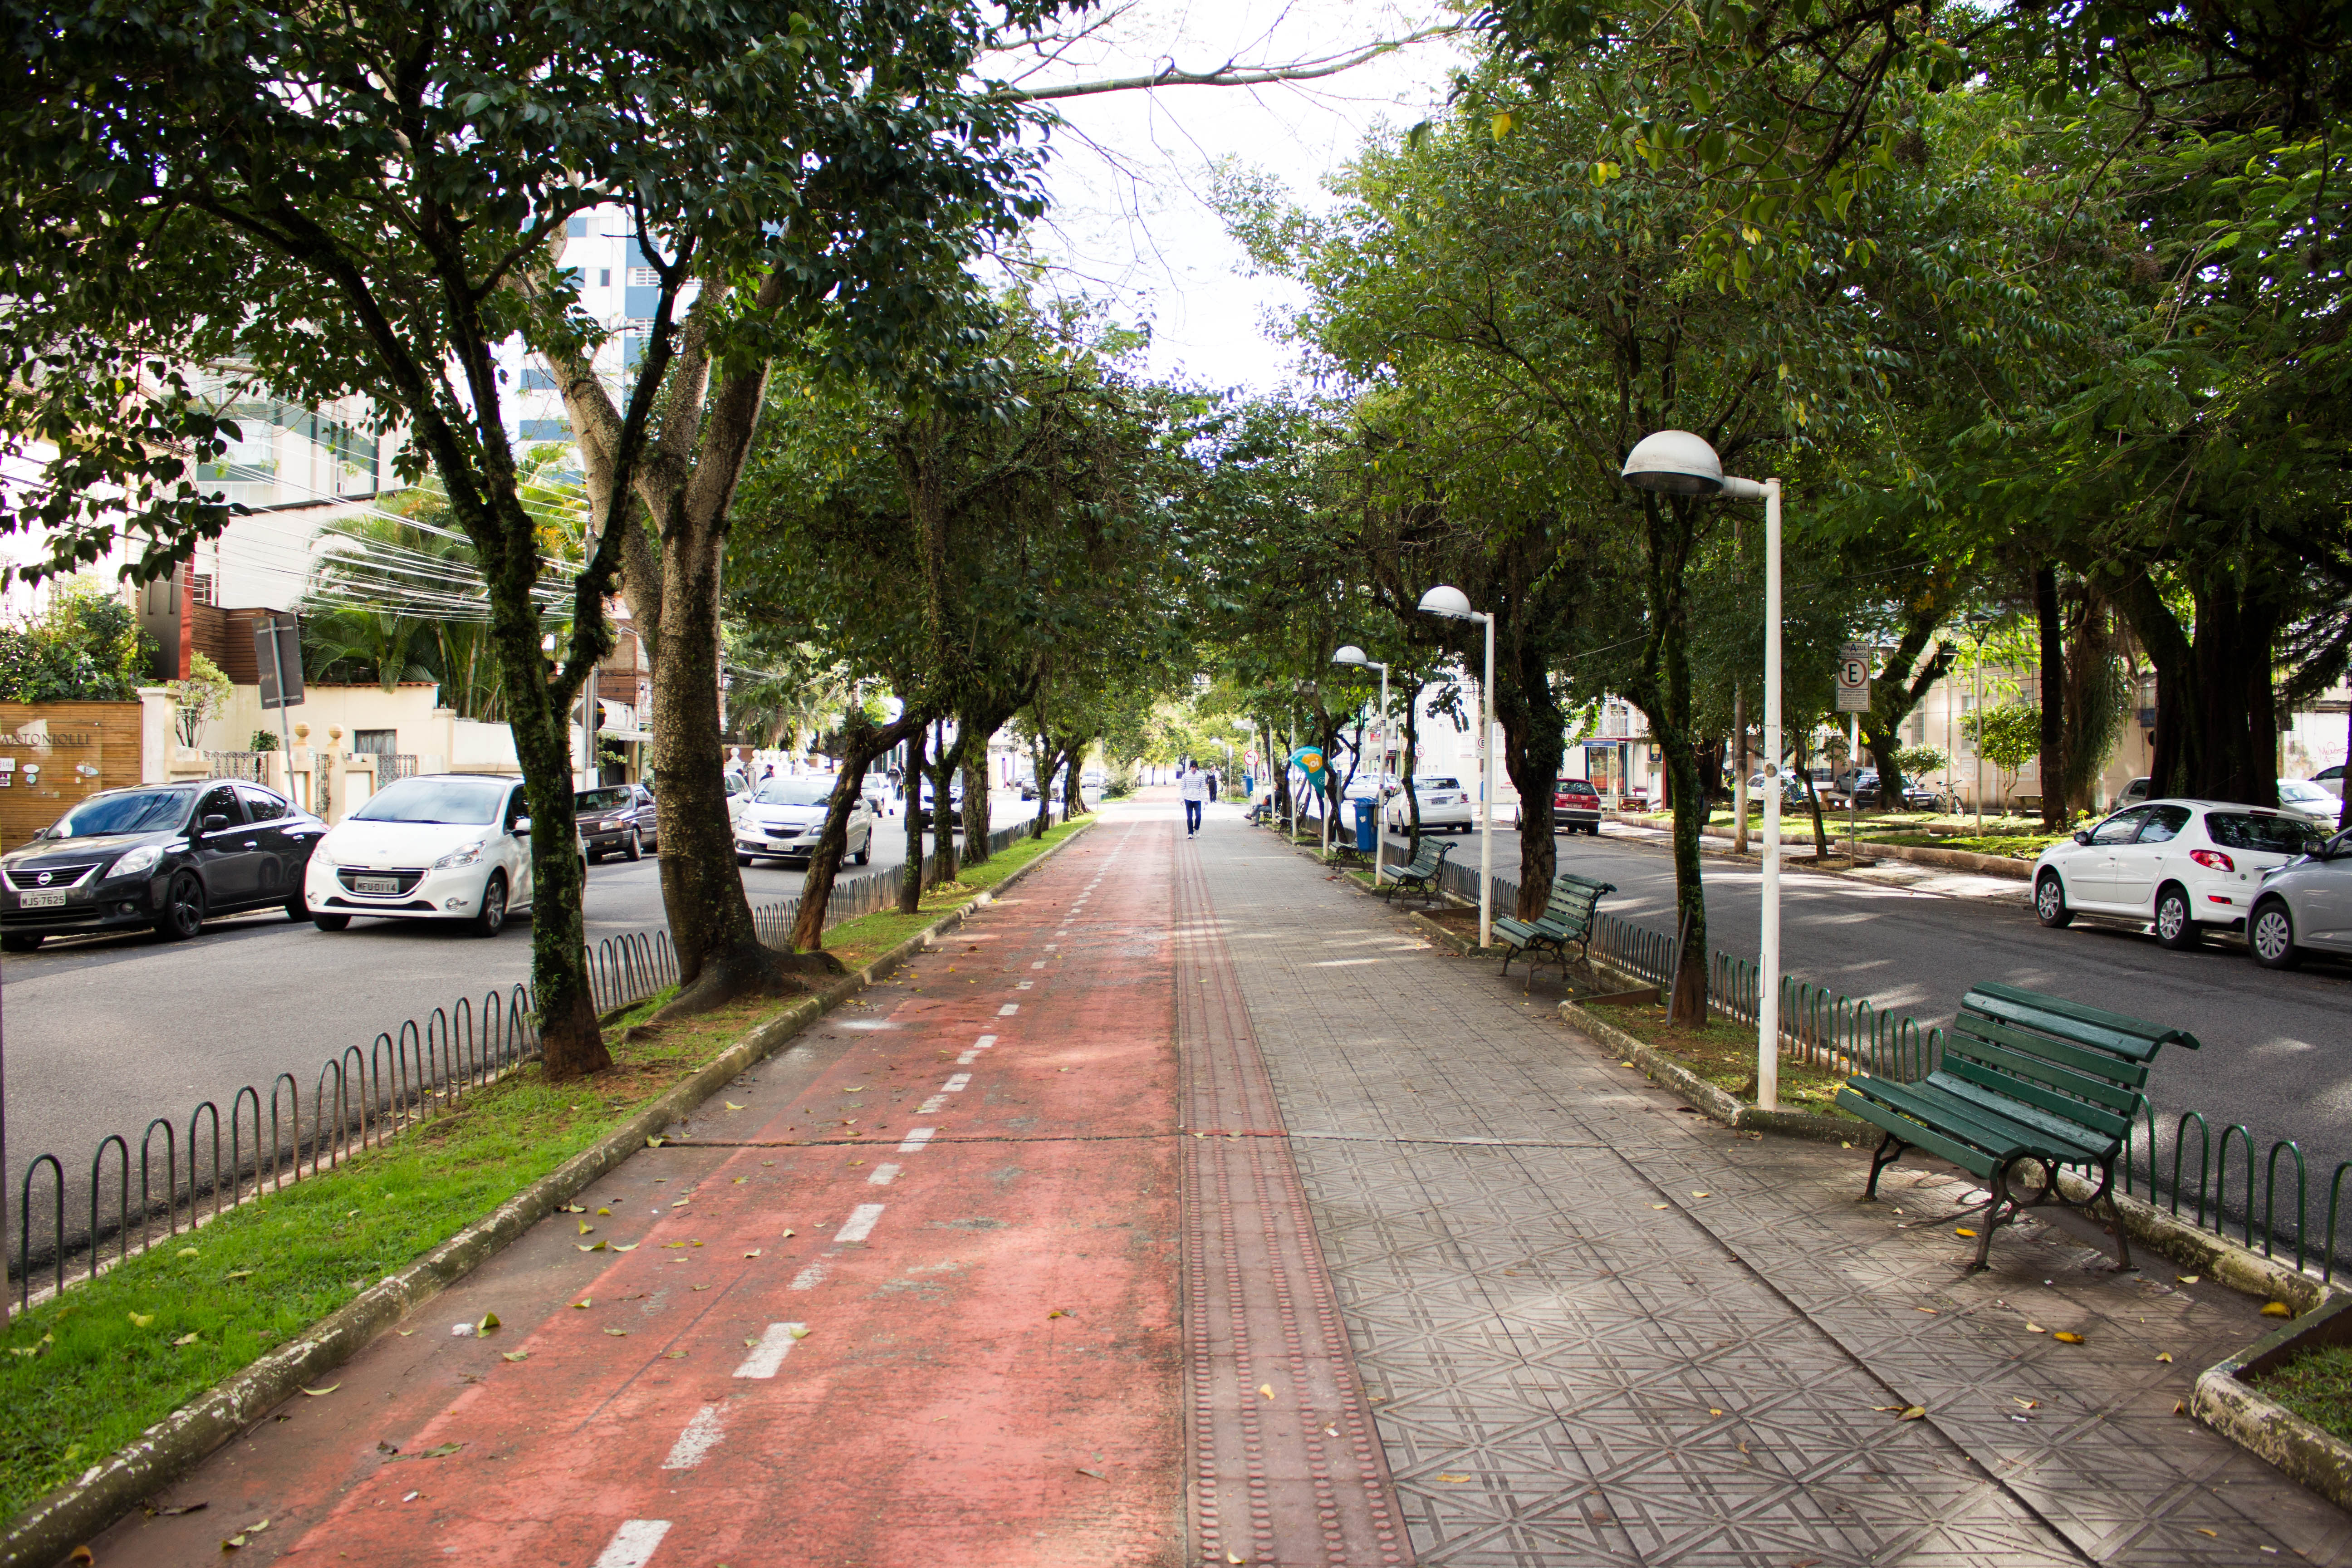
[1834,981,2198,1270]
[1377,837,1454,903]
[1496,872,1617,980]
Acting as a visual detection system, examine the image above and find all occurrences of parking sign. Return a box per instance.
[1836,647,1871,713]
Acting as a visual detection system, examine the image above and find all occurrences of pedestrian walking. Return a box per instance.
[1180,760,1208,837]
[1207,769,1220,802]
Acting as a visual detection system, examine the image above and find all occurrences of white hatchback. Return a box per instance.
[307,774,536,936]
[2031,798,2332,949]
[735,775,874,867]
[1385,776,1475,833]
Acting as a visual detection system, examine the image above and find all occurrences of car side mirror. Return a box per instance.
[202,813,230,833]
[513,817,532,836]
[2073,830,2092,846]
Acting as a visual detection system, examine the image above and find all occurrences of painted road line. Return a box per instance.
[867,1162,902,1186]
[835,1203,886,1244]
[1032,960,1047,968]
[897,1127,936,1153]
[916,1094,947,1113]
[660,1405,725,1469]
[942,1072,972,1092]
[1017,980,1034,989]
[593,1519,671,1568]
[998,1003,1020,1016]
[789,1260,828,1291]
[734,1322,809,1378]
[973,1033,998,1049]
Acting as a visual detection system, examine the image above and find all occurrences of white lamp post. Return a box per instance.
[1620,430,1784,1112]
[1333,645,1389,891]
[1416,586,1496,949]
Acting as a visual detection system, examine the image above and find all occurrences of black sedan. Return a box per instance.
[0,780,326,950]
[576,782,656,862]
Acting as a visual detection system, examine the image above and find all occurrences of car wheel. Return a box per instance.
[737,852,754,867]
[471,872,509,937]
[284,894,308,922]
[2034,872,2073,929]
[153,872,205,941]
[624,827,643,862]
[2153,883,2200,949]
[853,833,871,867]
[2,932,44,952]
[311,912,351,931]
[2249,899,2300,970]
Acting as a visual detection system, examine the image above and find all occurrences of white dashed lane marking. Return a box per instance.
[998,1004,1019,1016]
[733,1323,807,1378]
[941,1073,971,1092]
[867,1162,901,1186]
[1032,960,1047,969]
[661,1405,725,1469]
[897,1128,936,1153]
[834,1203,886,1244]
[593,1520,672,1568]
[789,1260,828,1291]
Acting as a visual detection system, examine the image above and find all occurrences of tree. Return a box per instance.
[0,581,153,703]
[0,0,1085,1068]
[167,653,233,748]
[1964,703,2043,805]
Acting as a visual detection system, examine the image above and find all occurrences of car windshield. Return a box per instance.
[575,787,632,812]
[49,789,191,838]
[1417,778,1461,791]
[754,778,836,807]
[2206,812,2327,856]
[2278,781,2332,805]
[352,778,506,826]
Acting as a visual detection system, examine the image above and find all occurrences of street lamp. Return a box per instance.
[1333,646,1389,892]
[1416,585,1497,949]
[1620,430,1785,1111]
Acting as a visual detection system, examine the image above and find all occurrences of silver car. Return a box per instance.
[2247,829,2352,969]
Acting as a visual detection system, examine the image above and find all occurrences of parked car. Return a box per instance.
[2030,798,2331,949]
[2117,776,2153,808]
[0,780,325,950]
[737,775,874,867]
[2311,765,2344,799]
[2275,778,2342,824]
[1515,778,1602,835]
[576,783,656,861]
[2246,829,2352,969]
[1385,776,1474,832]
[306,774,538,936]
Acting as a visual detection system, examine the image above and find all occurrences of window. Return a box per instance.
[623,285,662,320]
[2135,805,2190,843]
[575,787,632,812]
[354,777,506,826]
[598,268,611,287]
[352,729,398,756]
[235,784,289,821]
[191,573,217,606]
[196,785,243,829]
[51,789,192,838]
[2090,808,2150,846]
[2207,813,2325,856]
[627,267,660,287]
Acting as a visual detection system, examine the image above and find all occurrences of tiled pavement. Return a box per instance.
[1180,809,2352,1567]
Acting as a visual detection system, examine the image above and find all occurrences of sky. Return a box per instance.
[996,0,1467,394]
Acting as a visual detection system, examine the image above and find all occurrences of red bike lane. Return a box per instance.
[91,818,1188,1568]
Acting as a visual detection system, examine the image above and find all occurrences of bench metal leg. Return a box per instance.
[2082,1160,2131,1271]
[1862,1131,1906,1200]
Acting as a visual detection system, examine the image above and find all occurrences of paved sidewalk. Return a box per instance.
[82,799,2350,1567]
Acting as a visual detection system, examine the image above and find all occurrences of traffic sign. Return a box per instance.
[1835,647,1871,713]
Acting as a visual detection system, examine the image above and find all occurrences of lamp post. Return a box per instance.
[1416,586,1496,949]
[1333,646,1389,892]
[1620,430,1784,1111]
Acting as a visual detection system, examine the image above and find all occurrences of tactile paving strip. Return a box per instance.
[1172,830,1412,1567]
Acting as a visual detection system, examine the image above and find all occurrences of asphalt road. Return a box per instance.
[0,797,1041,1234]
[1391,818,2352,1199]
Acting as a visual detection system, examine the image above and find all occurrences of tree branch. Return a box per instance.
[997,25,1460,102]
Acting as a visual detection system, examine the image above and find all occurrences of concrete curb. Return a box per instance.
[2048,1169,2338,1317]
[2189,1293,2352,1514]
[1602,816,2036,881]
[1,819,1095,1568]
[1555,1000,1858,1145]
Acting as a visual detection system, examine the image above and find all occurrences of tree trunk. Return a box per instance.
[960,754,990,866]
[790,711,919,951]
[1400,698,1421,862]
[1062,745,1083,819]
[926,727,965,887]
[1733,683,1749,855]
[2035,563,2066,829]
[1860,610,1956,809]
[2112,565,2283,802]
[1495,659,1564,919]
[1795,730,1831,856]
[899,723,927,914]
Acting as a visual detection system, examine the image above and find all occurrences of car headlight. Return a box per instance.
[110,844,163,878]
[433,841,486,869]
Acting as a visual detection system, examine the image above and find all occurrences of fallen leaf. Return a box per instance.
[172,1333,200,1347]
[2261,1302,2293,1318]
[501,1352,529,1363]
[2177,1274,2200,1284]
[2012,1398,2039,1410]
[734,1178,747,1185]
[1899,1406,1926,1421]
[1954,1228,1978,1238]
[647,1137,664,1147]
[1047,1309,1068,1320]
[387,1443,461,1462]
[2174,1400,2188,1415]
[69,1548,93,1565]
[176,1247,198,1259]
[559,1204,584,1214]
[397,1330,414,1337]
[788,1326,810,1340]
[152,1502,207,1518]
[595,1207,611,1216]
[780,1228,794,1238]
[665,1242,687,1250]
[2053,1332,2084,1344]
[1710,1408,1724,1417]
[603,1328,628,1338]
[671,1199,690,1208]
[725,1102,746,1111]
[578,1221,594,1235]
[2025,1322,2048,1333]
[127,1313,154,1328]
[744,1249,762,1259]
[612,1243,639,1253]
[300,1385,339,1397]
[1075,1466,1107,1480]
[1915,1307,1939,1315]
[1228,1554,1246,1565]
[2198,1529,2218,1539]
[691,1284,711,1293]
[1258,1384,1275,1400]
[1435,1473,1472,1484]
[1691,1191,1710,1198]
[224,1270,253,1282]
[477,1312,500,1333]
[571,1299,592,1310]
[2156,1352,2173,1364]
[1651,1203,1669,1210]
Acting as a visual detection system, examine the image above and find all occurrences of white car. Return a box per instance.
[306,774,537,936]
[735,776,874,867]
[2276,778,2342,824]
[1385,776,1475,832]
[2031,797,2332,950]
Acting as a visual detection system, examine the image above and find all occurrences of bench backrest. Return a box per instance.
[1544,873,1615,928]
[1403,839,1452,875]
[1940,983,2200,1145]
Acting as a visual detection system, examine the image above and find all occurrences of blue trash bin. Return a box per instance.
[1352,798,1377,853]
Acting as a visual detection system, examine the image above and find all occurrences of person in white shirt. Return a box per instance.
[1179,761,1209,836]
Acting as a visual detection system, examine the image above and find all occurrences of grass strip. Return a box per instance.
[1593,1004,1861,1121]
[2254,1344,2352,1445]
[820,814,1093,969]
[0,994,787,1524]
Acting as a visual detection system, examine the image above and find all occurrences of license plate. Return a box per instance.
[18,889,64,909]
[353,876,399,895]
